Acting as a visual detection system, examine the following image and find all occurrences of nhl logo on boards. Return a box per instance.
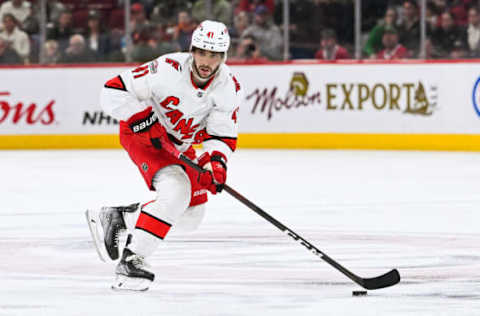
[141,163,148,172]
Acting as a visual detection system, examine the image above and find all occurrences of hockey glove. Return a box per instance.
[127,107,166,149]
[197,151,227,194]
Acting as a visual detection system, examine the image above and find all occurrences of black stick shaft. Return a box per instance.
[175,152,400,290]
[222,184,364,285]
[178,154,359,281]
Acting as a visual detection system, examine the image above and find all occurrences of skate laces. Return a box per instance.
[125,254,150,269]
[113,227,120,248]
[112,222,125,248]
[100,207,125,248]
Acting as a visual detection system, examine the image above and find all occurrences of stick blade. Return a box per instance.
[359,269,401,290]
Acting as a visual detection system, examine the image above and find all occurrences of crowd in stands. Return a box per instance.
[362,0,480,59]
[0,0,479,65]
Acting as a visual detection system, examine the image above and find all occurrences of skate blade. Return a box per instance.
[85,209,108,262]
[111,274,151,292]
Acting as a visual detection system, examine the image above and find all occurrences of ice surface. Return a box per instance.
[0,149,479,316]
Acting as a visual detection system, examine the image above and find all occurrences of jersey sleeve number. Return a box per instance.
[231,107,239,123]
[132,65,149,79]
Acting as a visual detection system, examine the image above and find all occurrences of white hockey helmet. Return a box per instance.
[190,20,230,53]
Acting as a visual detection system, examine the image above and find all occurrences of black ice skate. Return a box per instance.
[85,203,139,261]
[111,246,155,292]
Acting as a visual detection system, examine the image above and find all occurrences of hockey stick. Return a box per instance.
[159,139,400,290]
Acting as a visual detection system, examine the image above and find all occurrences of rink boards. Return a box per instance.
[1,60,480,150]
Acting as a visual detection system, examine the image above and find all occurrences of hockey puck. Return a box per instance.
[352,290,367,296]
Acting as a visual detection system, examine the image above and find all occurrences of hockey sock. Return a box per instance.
[129,166,190,257]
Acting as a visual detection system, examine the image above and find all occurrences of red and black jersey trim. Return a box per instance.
[135,210,172,239]
[190,72,215,90]
[105,75,127,91]
[204,135,237,152]
[231,75,241,93]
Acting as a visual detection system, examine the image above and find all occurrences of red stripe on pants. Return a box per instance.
[135,211,171,239]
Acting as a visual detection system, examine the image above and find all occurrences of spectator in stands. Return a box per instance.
[0,0,31,30]
[191,0,232,26]
[314,29,350,60]
[60,34,96,63]
[106,28,125,62]
[466,6,480,57]
[47,10,74,53]
[232,34,268,62]
[364,7,398,58]
[241,4,282,60]
[134,0,155,17]
[22,2,39,62]
[431,11,467,58]
[450,38,469,58]
[43,39,60,64]
[450,0,468,26]
[0,36,21,64]
[0,13,29,63]
[45,0,65,25]
[22,2,38,35]
[172,10,196,52]
[431,0,447,14]
[376,26,409,60]
[84,10,110,61]
[130,3,151,35]
[229,10,249,40]
[424,37,442,59]
[425,2,441,33]
[236,0,275,15]
[149,23,179,56]
[228,11,249,57]
[397,0,420,57]
[150,0,191,25]
[131,25,157,63]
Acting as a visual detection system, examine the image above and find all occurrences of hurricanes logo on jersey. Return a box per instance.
[159,96,200,140]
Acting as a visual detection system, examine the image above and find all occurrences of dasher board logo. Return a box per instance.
[247,72,322,120]
[472,76,480,117]
[325,81,438,115]
[82,111,118,125]
[0,91,56,125]
[245,72,438,121]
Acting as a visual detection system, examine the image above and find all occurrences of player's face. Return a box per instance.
[193,49,223,78]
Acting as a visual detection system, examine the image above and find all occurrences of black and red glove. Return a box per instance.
[126,107,167,149]
[197,151,227,194]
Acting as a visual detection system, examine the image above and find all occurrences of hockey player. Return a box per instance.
[86,20,243,291]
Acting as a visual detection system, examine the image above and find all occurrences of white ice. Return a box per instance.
[0,149,479,316]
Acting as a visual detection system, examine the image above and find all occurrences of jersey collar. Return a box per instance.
[190,71,215,90]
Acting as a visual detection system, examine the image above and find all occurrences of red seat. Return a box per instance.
[87,0,115,10]
[72,9,90,31]
[60,0,87,10]
[108,8,125,29]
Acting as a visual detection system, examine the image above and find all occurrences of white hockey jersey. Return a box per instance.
[100,52,243,160]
